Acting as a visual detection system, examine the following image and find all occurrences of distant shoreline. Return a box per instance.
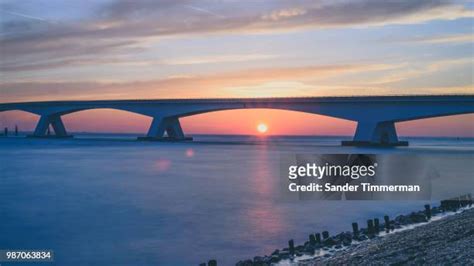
[2,132,474,140]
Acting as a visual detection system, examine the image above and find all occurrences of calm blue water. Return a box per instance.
[1,135,473,265]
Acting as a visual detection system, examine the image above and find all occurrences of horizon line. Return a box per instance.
[5,131,474,139]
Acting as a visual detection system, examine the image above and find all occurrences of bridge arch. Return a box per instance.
[397,113,474,138]
[61,108,152,135]
[0,110,38,135]
[180,108,357,136]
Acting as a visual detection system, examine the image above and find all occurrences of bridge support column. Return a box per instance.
[342,121,408,146]
[138,116,192,141]
[29,114,72,138]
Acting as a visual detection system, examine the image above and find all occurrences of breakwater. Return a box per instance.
[199,194,472,266]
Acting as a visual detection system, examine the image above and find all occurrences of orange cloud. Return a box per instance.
[0,63,392,102]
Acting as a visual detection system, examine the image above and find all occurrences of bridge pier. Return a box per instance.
[342,121,408,146]
[138,116,192,141]
[28,114,73,138]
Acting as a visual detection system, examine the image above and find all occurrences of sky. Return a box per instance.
[0,0,473,136]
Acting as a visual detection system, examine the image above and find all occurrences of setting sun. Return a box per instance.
[257,123,268,134]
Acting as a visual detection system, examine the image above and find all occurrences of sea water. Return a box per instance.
[0,134,473,265]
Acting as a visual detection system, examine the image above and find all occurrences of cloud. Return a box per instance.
[183,4,226,19]
[0,63,392,102]
[0,53,280,72]
[1,10,52,23]
[398,33,473,44]
[1,0,472,70]
[160,54,279,65]
[2,60,471,103]
[366,57,473,85]
[262,8,307,21]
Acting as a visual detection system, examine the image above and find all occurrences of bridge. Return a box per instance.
[1,95,473,146]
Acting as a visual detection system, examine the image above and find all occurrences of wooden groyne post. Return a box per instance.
[352,222,359,237]
[322,231,329,240]
[384,215,390,231]
[288,239,295,255]
[315,233,321,244]
[367,219,374,235]
[374,218,380,234]
[424,204,431,219]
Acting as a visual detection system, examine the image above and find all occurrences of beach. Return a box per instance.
[302,207,474,265]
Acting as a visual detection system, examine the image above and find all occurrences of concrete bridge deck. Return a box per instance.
[1,95,473,146]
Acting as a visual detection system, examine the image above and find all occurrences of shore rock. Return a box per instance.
[301,208,474,265]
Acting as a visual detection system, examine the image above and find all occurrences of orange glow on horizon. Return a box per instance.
[0,110,473,137]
